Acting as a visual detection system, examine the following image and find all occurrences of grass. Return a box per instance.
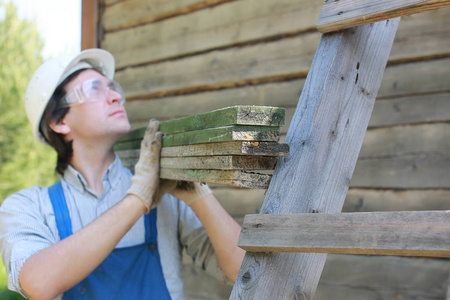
[0,255,26,300]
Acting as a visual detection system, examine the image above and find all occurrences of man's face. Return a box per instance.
[61,69,131,146]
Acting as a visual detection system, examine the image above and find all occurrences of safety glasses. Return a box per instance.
[58,78,126,108]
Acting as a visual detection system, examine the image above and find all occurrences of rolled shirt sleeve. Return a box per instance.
[0,186,59,297]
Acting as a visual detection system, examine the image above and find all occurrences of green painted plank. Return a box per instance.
[159,105,285,134]
[161,141,290,157]
[116,106,285,144]
[162,125,280,147]
[116,141,289,156]
[114,126,281,150]
[160,156,278,170]
[118,126,146,143]
[160,168,271,188]
[114,139,142,151]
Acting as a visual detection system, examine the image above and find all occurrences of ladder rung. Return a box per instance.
[238,210,450,257]
[317,0,450,33]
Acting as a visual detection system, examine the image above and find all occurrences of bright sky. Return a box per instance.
[10,0,81,59]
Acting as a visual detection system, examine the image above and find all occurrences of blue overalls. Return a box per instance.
[48,181,172,300]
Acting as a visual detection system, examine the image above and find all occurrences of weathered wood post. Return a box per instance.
[230,18,400,299]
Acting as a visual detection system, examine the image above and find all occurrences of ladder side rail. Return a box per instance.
[230,18,400,300]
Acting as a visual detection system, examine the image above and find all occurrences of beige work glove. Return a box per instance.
[169,181,213,206]
[126,119,163,213]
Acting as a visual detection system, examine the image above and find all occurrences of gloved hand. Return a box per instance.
[126,119,163,213]
[169,181,213,206]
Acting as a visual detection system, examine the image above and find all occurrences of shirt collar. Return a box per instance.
[63,154,124,193]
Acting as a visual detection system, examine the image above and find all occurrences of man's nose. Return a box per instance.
[107,89,122,104]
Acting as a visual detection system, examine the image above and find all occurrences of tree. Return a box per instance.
[0,1,58,203]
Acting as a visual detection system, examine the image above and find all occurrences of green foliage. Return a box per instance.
[0,1,58,203]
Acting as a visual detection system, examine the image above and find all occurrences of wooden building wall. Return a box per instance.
[97,1,450,299]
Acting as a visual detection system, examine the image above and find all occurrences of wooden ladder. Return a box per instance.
[230,1,450,299]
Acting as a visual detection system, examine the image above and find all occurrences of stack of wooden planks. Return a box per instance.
[115,105,289,188]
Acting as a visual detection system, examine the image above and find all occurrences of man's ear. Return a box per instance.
[48,118,71,135]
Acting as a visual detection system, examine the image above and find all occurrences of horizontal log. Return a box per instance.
[160,156,278,170]
[239,211,450,257]
[101,0,322,68]
[378,57,450,99]
[160,168,271,188]
[162,141,290,157]
[116,8,450,101]
[369,93,450,127]
[317,255,450,300]
[344,188,450,212]
[212,188,266,217]
[104,0,123,5]
[102,0,223,32]
[181,253,450,300]
[284,102,450,136]
[124,57,450,128]
[317,0,450,33]
[115,31,318,99]
[352,153,450,188]
[360,123,450,158]
[210,187,450,218]
[124,80,304,124]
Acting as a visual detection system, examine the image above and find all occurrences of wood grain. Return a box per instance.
[115,8,450,101]
[230,19,400,300]
[102,0,228,32]
[352,153,450,189]
[114,31,318,99]
[161,141,290,157]
[101,0,322,68]
[182,253,450,300]
[317,0,450,33]
[160,168,271,188]
[162,125,280,147]
[344,188,450,212]
[238,211,450,257]
[369,93,450,127]
[115,125,280,149]
[159,105,285,134]
[316,255,450,300]
[123,57,450,126]
[160,156,278,170]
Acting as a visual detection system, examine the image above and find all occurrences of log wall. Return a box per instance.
[98,1,450,298]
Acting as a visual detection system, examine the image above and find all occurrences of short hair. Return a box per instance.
[39,68,87,175]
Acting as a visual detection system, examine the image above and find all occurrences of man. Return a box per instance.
[0,49,245,300]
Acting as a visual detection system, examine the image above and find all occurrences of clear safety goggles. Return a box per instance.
[58,78,126,108]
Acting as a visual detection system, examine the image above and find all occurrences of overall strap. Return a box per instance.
[144,208,158,253]
[48,181,73,240]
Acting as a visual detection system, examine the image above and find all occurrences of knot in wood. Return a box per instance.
[242,271,252,283]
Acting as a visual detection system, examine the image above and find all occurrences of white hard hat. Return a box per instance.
[25,48,115,144]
